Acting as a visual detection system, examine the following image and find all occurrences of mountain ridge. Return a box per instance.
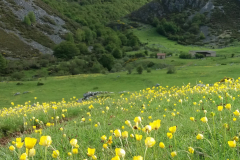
[129,0,240,48]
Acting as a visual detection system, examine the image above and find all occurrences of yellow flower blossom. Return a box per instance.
[225,104,231,110]
[167,132,173,139]
[135,134,142,141]
[133,156,143,160]
[159,142,165,148]
[200,117,208,123]
[171,151,177,157]
[145,137,156,147]
[228,140,236,148]
[188,147,194,154]
[87,148,95,157]
[196,134,204,140]
[169,126,177,133]
[39,136,52,147]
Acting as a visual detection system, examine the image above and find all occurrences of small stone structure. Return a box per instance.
[189,50,216,57]
[157,53,166,59]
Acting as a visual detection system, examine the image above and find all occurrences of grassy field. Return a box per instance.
[1,62,240,108]
[131,25,240,55]
[0,78,239,159]
[1,22,240,160]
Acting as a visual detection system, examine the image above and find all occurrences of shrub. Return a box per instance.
[199,32,205,39]
[23,16,31,26]
[39,59,49,67]
[111,63,123,72]
[112,48,122,59]
[147,68,151,73]
[167,66,176,74]
[37,82,44,86]
[11,72,25,80]
[150,53,156,58]
[195,53,204,59]
[136,65,143,74]
[0,54,7,73]
[134,52,145,58]
[91,62,103,73]
[54,41,80,60]
[147,61,155,68]
[99,54,115,71]
[28,12,36,23]
[179,53,192,59]
[144,50,148,56]
[126,64,133,74]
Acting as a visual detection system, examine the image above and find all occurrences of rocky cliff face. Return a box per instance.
[0,0,73,58]
[130,0,207,23]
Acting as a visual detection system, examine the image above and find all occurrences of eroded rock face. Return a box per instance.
[1,0,70,54]
[163,0,206,12]
[3,0,67,44]
[130,0,207,23]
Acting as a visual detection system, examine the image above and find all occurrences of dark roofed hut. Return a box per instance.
[189,51,216,57]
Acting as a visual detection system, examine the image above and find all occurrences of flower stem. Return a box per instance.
[44,146,48,160]
[206,122,213,138]
[119,137,123,148]
[143,147,148,160]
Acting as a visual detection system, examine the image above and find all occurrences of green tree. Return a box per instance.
[28,12,36,23]
[118,33,127,45]
[152,17,160,27]
[99,54,115,71]
[112,48,122,59]
[144,50,148,56]
[126,64,133,74]
[157,25,166,36]
[93,43,105,54]
[91,62,103,73]
[0,54,7,73]
[199,32,205,39]
[77,43,89,55]
[105,43,116,53]
[76,29,85,42]
[23,16,31,26]
[66,33,74,43]
[54,41,80,60]
[104,35,122,47]
[83,27,93,44]
[136,65,143,74]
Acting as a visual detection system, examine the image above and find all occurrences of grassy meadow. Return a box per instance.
[1,22,240,160]
[0,78,240,159]
[131,25,240,55]
[1,60,240,108]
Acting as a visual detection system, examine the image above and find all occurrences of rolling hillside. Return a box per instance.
[129,0,240,48]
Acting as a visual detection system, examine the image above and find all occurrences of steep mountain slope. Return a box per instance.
[130,0,207,22]
[0,0,150,60]
[0,0,80,58]
[129,0,240,48]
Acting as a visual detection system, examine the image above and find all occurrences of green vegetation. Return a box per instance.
[0,74,240,159]
[1,59,240,107]
[23,11,36,25]
[0,54,7,73]
[155,13,207,45]
[23,15,31,26]
[53,41,80,60]
[132,25,240,55]
[136,65,143,74]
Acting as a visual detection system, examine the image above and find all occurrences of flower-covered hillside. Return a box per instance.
[1,78,240,159]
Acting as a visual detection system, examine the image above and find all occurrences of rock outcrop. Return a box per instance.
[130,0,207,23]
